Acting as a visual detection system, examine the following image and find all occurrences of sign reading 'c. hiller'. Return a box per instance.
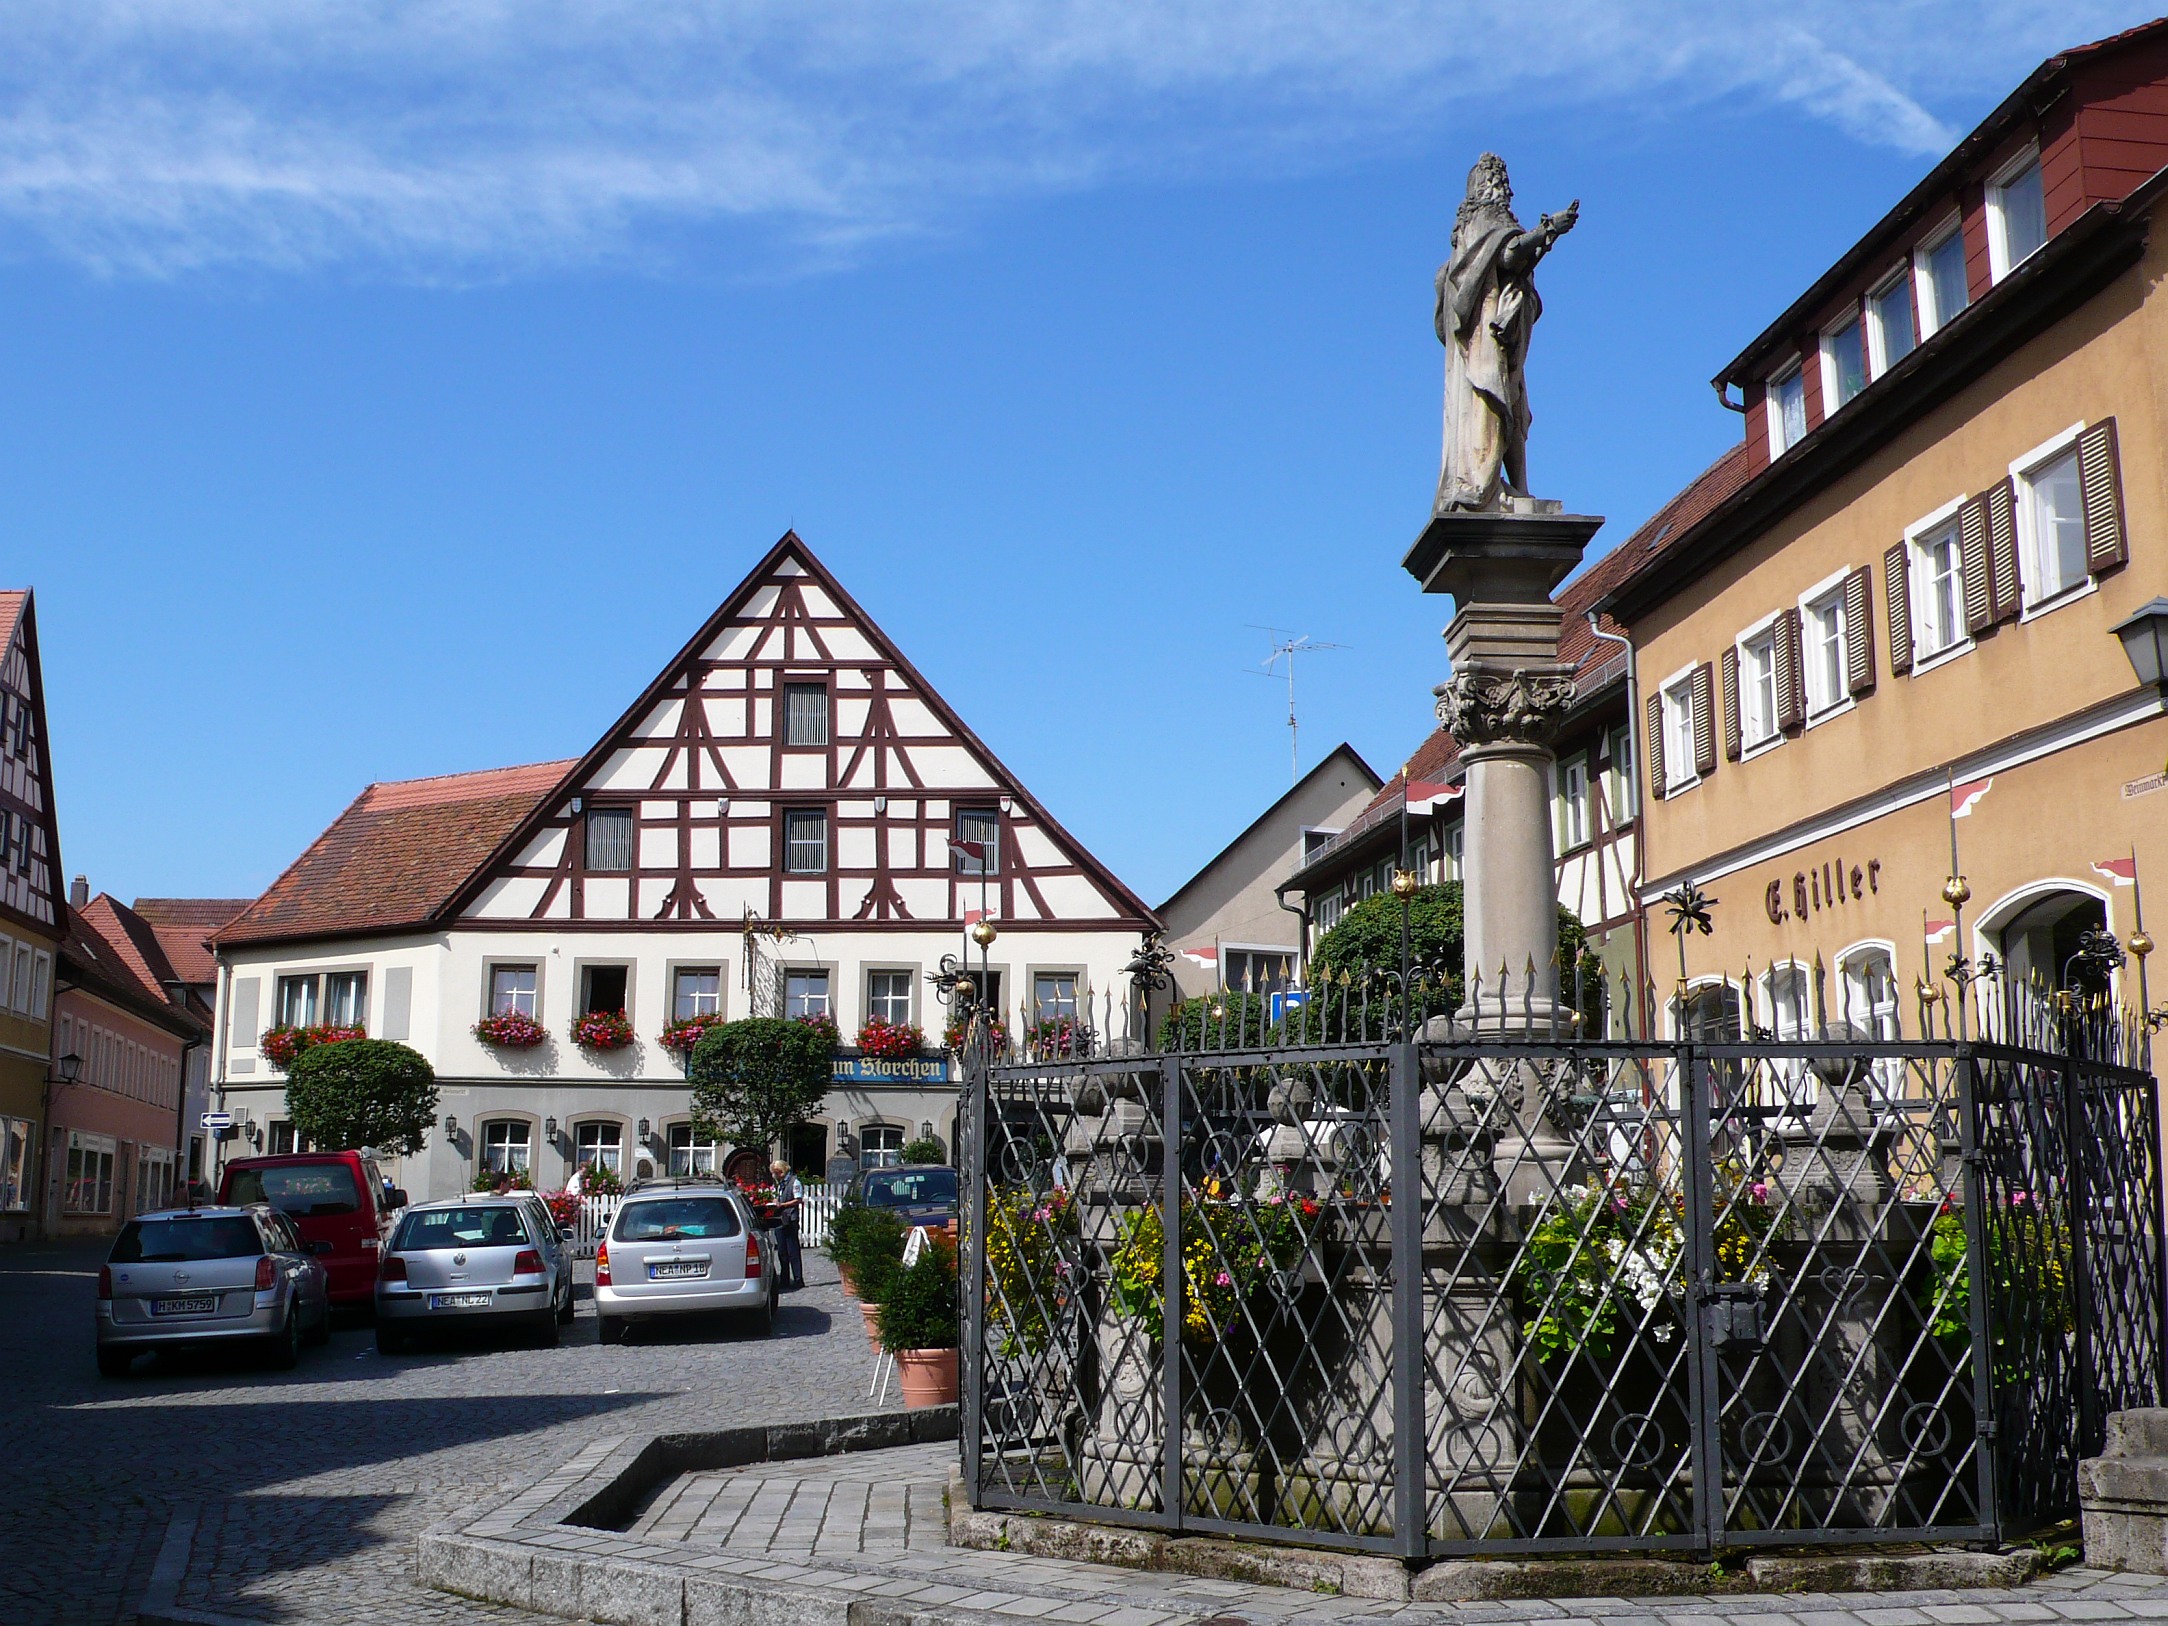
[1766,857,1882,924]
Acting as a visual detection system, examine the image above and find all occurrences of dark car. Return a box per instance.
[219,1151,406,1309]
[853,1166,958,1232]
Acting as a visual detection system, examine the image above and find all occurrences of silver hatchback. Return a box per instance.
[594,1180,775,1344]
[96,1205,330,1377]
[374,1194,575,1354]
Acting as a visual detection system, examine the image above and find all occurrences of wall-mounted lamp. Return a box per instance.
[637,1117,651,1140]
[919,1120,934,1141]
[443,1114,458,1137]
[2114,598,2168,689]
[835,1119,850,1143]
[47,1050,81,1086]
[544,1116,557,1140]
[244,1120,262,1148]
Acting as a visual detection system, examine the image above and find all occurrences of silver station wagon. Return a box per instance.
[96,1205,331,1376]
[594,1179,775,1344]
[374,1194,575,1354]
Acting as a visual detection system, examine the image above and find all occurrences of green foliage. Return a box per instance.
[823,1189,869,1264]
[837,1206,908,1302]
[1157,992,1273,1051]
[877,1235,959,1352]
[1921,1197,2072,1380]
[283,1039,439,1157]
[1306,882,1604,1020]
[471,1166,533,1192]
[688,1017,834,1156]
[899,1136,945,1165]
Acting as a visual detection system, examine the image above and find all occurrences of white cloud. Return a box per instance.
[0,0,2147,278]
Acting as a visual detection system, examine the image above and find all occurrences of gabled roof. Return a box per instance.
[127,898,254,985]
[0,592,24,658]
[213,760,577,949]
[62,901,205,1038]
[1156,742,1381,916]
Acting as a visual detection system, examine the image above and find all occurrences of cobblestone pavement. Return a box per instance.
[625,1440,954,1555]
[0,1237,892,1625]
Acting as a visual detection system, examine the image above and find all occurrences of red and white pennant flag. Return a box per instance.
[2093,857,2138,887]
[1923,919,1957,944]
[1949,778,1993,818]
[1180,946,1218,969]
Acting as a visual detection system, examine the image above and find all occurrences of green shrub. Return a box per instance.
[840,1207,907,1301]
[1305,882,1604,1024]
[1158,992,1273,1051]
[878,1236,959,1352]
[284,1039,439,1156]
[688,1017,834,1157]
[899,1136,944,1165]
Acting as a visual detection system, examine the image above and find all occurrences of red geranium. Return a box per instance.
[658,1012,726,1054]
[472,1011,548,1049]
[259,1024,366,1070]
[855,1017,926,1059]
[572,1008,635,1051]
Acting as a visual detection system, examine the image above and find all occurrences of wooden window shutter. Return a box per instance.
[1985,478,2020,622]
[2079,417,2129,573]
[1843,567,1876,696]
[1690,662,1718,778]
[1644,692,1666,802]
[1720,646,1742,761]
[1775,608,1806,731]
[1884,540,1913,675]
[1958,494,1993,633]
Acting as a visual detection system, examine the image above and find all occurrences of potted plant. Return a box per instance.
[794,1012,840,1048]
[657,1012,726,1055]
[259,1023,367,1070]
[825,1195,867,1296]
[855,1017,925,1059]
[570,1159,624,1197]
[471,1166,534,1192]
[879,1234,960,1406]
[473,1011,549,1049]
[941,1015,1009,1054]
[572,1008,635,1051]
[842,1209,907,1343]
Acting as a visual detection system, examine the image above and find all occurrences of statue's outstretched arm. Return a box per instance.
[1500,200,1579,273]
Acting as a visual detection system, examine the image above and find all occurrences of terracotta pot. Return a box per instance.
[860,1300,883,1346]
[894,1347,959,1408]
[838,1264,859,1298]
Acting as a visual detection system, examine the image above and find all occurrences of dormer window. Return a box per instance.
[1915,217,1969,336]
[1820,314,1866,413]
[1766,363,1807,457]
[1865,271,1915,376]
[1988,149,2046,281]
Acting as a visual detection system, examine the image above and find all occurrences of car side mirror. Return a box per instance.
[386,1188,408,1210]
[558,1224,575,1241]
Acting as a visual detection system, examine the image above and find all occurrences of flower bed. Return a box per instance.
[473,1011,548,1049]
[855,1017,925,1059]
[985,1186,1076,1356]
[571,1160,623,1196]
[657,1012,726,1054]
[540,1189,583,1229]
[571,1008,635,1051]
[258,1024,366,1070]
[1110,1193,1315,1346]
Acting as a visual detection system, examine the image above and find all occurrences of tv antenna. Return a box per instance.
[1250,628,1348,783]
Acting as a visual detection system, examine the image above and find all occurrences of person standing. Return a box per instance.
[769,1158,804,1292]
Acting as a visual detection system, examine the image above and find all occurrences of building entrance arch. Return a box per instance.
[1979,881,2115,995]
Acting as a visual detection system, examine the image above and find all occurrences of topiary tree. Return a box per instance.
[284,1039,439,1156]
[1306,881,1603,1020]
[688,1016,834,1162]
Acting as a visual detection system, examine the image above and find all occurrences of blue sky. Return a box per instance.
[4,1,2154,910]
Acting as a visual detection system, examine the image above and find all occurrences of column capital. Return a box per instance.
[1434,666,1577,748]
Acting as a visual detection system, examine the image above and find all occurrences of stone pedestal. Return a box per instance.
[2082,1410,2168,1572]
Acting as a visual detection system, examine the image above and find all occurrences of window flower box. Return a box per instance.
[472,1012,548,1049]
[855,1017,926,1059]
[795,1012,840,1047]
[572,1008,635,1051]
[1024,1017,1092,1060]
[258,1023,365,1070]
[658,1012,725,1054]
[943,1016,1008,1054]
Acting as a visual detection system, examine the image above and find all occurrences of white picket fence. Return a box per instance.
[567,1181,846,1258]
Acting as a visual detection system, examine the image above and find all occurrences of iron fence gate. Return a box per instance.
[960,1019,2163,1557]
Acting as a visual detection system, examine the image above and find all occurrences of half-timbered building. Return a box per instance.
[0,591,63,1243]
[209,535,1157,1200]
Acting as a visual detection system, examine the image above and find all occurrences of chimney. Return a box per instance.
[69,874,88,908]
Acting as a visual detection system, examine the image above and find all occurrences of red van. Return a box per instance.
[219,1152,407,1308]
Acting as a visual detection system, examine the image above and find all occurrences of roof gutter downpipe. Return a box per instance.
[1585,611,1649,1038]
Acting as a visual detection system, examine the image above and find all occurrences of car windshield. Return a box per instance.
[615,1198,741,1242]
[228,1162,361,1217]
[394,1207,530,1250]
[862,1169,957,1207]
[111,1216,261,1263]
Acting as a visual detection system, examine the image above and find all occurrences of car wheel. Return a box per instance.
[375,1324,407,1357]
[532,1307,560,1348]
[268,1307,302,1370]
[96,1346,134,1379]
[304,1300,332,1346]
[555,1278,575,1326]
[598,1315,627,1346]
[743,1295,774,1338]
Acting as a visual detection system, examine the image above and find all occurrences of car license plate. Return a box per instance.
[152,1295,216,1316]
[649,1260,708,1280]
[430,1291,493,1309]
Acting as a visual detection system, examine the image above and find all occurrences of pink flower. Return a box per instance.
[2011,1188,2031,1206]
[1214,1270,1233,1288]
[1750,1181,1769,1203]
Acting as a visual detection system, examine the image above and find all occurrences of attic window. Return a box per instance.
[1988,148,2046,281]
[585,808,634,872]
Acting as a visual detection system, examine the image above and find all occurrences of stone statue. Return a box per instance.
[1434,154,1578,514]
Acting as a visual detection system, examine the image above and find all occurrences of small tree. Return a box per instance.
[1307,881,1604,1019]
[688,1017,834,1161]
[284,1039,439,1156]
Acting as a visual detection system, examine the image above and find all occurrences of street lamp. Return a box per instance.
[47,1051,81,1085]
[2113,598,2168,689]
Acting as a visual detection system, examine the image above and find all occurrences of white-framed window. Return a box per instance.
[574,1120,623,1175]
[1820,312,1866,413]
[866,968,913,1026]
[672,965,721,1020]
[269,1121,316,1155]
[1301,827,1339,863]
[1660,673,1698,791]
[1840,944,1906,1103]
[2013,426,2089,610]
[782,682,829,747]
[1914,216,1969,337]
[1865,269,1916,376]
[1441,822,1466,882]
[323,970,367,1027]
[1766,362,1807,456]
[1602,724,1636,822]
[859,1123,904,1171]
[489,962,539,1019]
[62,1131,115,1215]
[1763,962,1814,1100]
[1315,892,1345,933]
[1554,753,1590,850]
[1737,622,1780,750]
[1799,578,1850,719]
[584,807,635,872]
[481,1120,531,1176]
[27,950,49,1020]
[0,1115,30,1211]
[785,968,831,1020]
[1908,501,1969,664]
[1032,971,1081,1024]
[275,973,318,1028]
[667,1123,720,1176]
[952,808,999,875]
[1223,948,1296,996]
[1987,147,2047,282]
[783,808,828,874]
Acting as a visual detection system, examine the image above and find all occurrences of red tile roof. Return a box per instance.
[0,591,25,658]
[213,760,577,949]
[127,898,254,986]
[62,901,205,1035]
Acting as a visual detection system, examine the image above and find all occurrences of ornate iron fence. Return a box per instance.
[958,981,2163,1557]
